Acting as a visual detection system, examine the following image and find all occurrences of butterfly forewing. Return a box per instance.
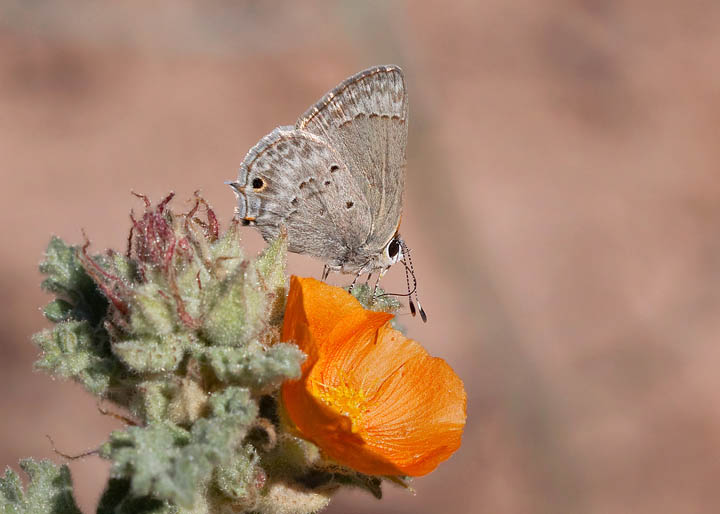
[296,65,408,255]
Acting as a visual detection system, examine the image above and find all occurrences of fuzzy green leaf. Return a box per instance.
[254,234,288,325]
[199,341,304,391]
[39,236,108,326]
[131,380,173,425]
[33,321,119,395]
[208,221,244,265]
[101,402,256,510]
[101,422,200,508]
[129,283,178,336]
[0,459,81,514]
[207,387,257,426]
[113,335,187,373]
[106,251,138,283]
[214,445,260,503]
[173,266,206,321]
[201,262,266,347]
[254,234,287,293]
[42,299,74,323]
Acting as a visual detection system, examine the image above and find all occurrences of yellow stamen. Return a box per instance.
[312,379,367,433]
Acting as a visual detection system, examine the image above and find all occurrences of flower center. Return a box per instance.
[314,379,367,432]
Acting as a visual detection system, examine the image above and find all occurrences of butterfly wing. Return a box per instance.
[296,65,408,256]
[233,127,372,268]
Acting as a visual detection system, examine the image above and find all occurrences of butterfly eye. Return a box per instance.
[387,238,402,262]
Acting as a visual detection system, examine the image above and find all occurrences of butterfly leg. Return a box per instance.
[348,271,362,293]
[322,264,331,281]
[364,272,373,284]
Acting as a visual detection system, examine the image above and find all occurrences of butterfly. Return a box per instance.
[228,65,425,321]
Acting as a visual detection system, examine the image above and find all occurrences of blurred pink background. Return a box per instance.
[3,1,720,512]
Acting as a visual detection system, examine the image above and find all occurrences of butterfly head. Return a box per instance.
[374,235,428,323]
[383,236,404,267]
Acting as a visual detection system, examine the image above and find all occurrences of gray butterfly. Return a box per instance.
[228,65,425,320]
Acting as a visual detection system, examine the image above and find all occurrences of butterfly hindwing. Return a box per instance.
[296,65,408,255]
[235,127,372,267]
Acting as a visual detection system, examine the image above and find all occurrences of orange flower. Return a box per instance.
[281,276,466,476]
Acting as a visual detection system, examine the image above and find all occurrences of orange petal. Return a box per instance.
[283,276,392,363]
[361,326,466,476]
[312,323,466,476]
[281,276,466,477]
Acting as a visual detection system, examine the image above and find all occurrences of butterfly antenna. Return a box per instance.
[401,255,417,316]
[401,241,427,322]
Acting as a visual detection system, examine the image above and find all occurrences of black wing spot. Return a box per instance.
[324,180,331,186]
[291,197,298,206]
[241,219,250,226]
[299,181,307,189]
[388,238,401,258]
[346,201,354,209]
[252,177,264,189]
[330,165,340,173]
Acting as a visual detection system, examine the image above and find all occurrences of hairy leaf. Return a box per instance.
[199,342,304,391]
[39,236,108,326]
[0,459,81,514]
[33,321,120,395]
[101,389,257,510]
[201,262,267,347]
[113,335,187,373]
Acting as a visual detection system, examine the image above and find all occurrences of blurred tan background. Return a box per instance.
[2,1,720,512]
